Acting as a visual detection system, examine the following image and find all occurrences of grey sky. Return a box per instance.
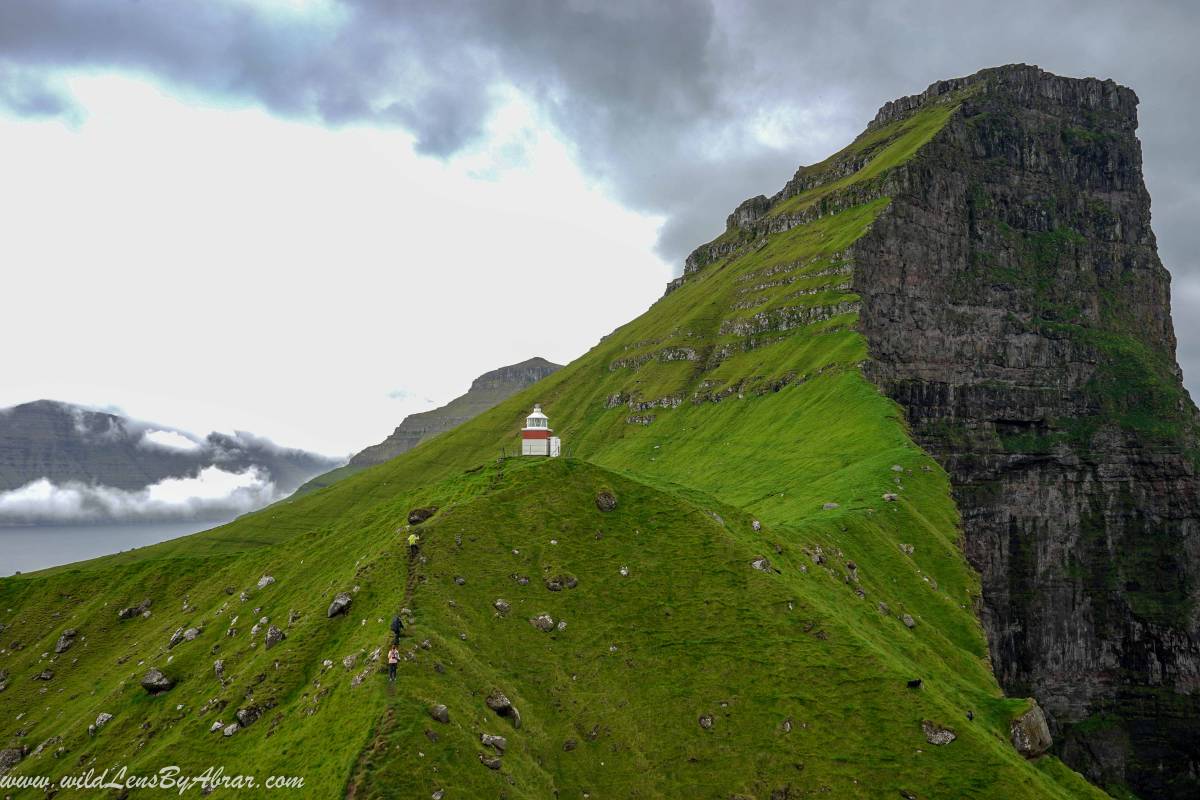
[2,0,1197,420]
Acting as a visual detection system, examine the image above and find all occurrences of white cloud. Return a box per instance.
[0,466,277,523]
[139,428,203,452]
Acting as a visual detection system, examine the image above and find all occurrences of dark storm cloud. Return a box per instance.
[1,0,1198,389]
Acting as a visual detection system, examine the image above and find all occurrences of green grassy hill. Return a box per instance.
[0,86,1109,798]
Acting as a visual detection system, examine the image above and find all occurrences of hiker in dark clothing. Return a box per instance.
[387,644,400,682]
[390,615,403,644]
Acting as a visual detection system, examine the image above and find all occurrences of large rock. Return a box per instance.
[595,490,618,512]
[1010,702,1053,758]
[480,733,507,752]
[140,668,174,694]
[429,704,450,724]
[264,625,286,650]
[118,599,151,619]
[327,592,353,618]
[236,706,262,728]
[54,628,78,654]
[0,747,23,776]
[485,690,522,729]
[529,614,555,633]
[407,506,437,525]
[921,720,956,745]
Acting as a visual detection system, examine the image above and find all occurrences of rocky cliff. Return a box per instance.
[350,357,561,467]
[682,64,1198,798]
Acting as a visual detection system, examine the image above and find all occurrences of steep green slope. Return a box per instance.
[1,86,1108,798]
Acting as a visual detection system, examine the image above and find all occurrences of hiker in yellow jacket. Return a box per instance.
[407,531,420,558]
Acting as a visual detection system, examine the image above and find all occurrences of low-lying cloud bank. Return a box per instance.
[0,465,278,524]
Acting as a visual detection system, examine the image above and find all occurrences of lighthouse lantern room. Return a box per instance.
[521,404,560,457]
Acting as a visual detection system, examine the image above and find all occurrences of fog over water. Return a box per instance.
[0,519,229,575]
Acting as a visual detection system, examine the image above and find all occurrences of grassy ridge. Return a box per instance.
[0,99,1110,798]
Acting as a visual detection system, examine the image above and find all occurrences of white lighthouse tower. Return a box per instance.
[521,404,560,457]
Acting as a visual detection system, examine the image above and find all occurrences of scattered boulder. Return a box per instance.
[264,625,286,650]
[751,556,774,573]
[214,659,225,679]
[530,614,555,633]
[752,519,762,531]
[877,602,891,615]
[556,620,567,631]
[222,723,239,737]
[544,574,578,591]
[511,573,530,586]
[454,576,466,586]
[0,669,7,692]
[480,733,507,752]
[327,593,353,618]
[485,690,522,728]
[408,506,438,525]
[595,490,618,512]
[891,465,905,472]
[563,738,577,751]
[169,627,201,649]
[54,629,78,654]
[822,502,840,510]
[94,712,113,730]
[478,752,502,770]
[902,614,916,629]
[0,747,23,776]
[899,543,915,555]
[257,575,276,589]
[882,493,898,502]
[236,706,262,728]
[429,704,450,724]
[34,669,54,681]
[618,565,630,577]
[1010,701,1053,758]
[922,720,956,745]
[699,714,714,730]
[118,599,151,620]
[210,721,224,733]
[907,678,923,690]
[141,668,174,694]
[342,654,357,670]
[494,599,511,615]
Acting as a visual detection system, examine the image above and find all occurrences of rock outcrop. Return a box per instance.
[848,65,1199,798]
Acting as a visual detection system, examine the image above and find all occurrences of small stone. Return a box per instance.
[556,620,567,631]
[432,791,444,800]
[877,602,891,615]
[698,714,714,730]
[902,614,916,629]
[618,565,629,577]
[257,575,275,589]
[94,712,113,729]
[34,669,53,681]
[751,556,773,572]
[429,704,450,724]
[891,464,904,472]
[222,722,239,737]
[214,659,225,679]
[454,576,466,585]
[118,599,151,619]
[210,721,223,733]
[486,690,522,728]
[882,493,898,502]
[494,599,511,615]
[530,614,555,632]
[752,519,762,531]
[563,738,577,751]
[342,654,357,670]
[478,752,502,770]
[907,678,923,689]
[595,490,618,512]
[327,592,353,618]
[822,502,840,510]
[899,543,914,555]
[921,720,956,745]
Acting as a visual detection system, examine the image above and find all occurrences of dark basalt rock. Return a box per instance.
[595,490,618,512]
[327,592,352,618]
[407,506,437,525]
[848,64,1200,797]
[140,668,173,694]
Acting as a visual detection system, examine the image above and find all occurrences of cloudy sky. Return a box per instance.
[1,0,1197,456]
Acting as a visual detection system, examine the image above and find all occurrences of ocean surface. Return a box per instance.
[0,519,231,575]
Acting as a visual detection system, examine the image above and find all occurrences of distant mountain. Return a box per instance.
[354,357,562,467]
[298,357,561,493]
[0,400,343,523]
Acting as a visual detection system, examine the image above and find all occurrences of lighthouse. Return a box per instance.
[521,404,561,457]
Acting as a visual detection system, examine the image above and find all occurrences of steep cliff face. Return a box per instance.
[349,357,561,467]
[847,65,1199,798]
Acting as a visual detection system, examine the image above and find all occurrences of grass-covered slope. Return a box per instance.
[1,93,1108,798]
